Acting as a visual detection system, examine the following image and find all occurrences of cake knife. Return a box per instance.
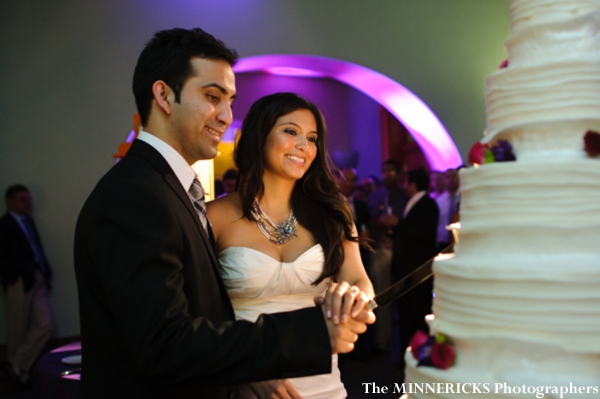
[367,243,453,310]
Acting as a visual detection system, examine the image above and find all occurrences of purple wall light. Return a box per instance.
[234,54,462,171]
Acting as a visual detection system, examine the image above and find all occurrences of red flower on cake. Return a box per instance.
[430,343,456,369]
[409,330,430,359]
[584,130,600,157]
[468,141,486,166]
[409,330,457,370]
[499,58,509,69]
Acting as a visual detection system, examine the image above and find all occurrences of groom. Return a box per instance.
[74,27,374,398]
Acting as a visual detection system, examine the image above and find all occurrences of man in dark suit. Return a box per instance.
[380,167,439,370]
[0,184,54,387]
[74,28,374,399]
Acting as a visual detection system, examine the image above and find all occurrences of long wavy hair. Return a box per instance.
[235,92,358,285]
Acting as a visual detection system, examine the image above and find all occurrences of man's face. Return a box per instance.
[223,178,236,194]
[167,57,236,164]
[406,182,417,198]
[381,164,399,187]
[339,169,358,197]
[7,190,32,215]
[445,169,460,192]
[431,172,446,192]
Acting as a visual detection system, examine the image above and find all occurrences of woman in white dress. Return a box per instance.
[207,92,374,399]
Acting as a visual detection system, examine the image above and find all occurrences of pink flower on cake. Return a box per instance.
[584,130,600,157]
[409,330,429,359]
[499,58,509,69]
[430,343,456,369]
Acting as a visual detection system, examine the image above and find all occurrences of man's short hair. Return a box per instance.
[222,168,238,181]
[407,167,430,192]
[382,159,402,173]
[133,27,238,126]
[5,184,29,201]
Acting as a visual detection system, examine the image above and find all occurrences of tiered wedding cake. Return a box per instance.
[403,0,600,397]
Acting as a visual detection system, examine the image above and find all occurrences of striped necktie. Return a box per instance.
[188,178,209,233]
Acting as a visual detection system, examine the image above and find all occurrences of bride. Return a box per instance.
[207,92,374,399]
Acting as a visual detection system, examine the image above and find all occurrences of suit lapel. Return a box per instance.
[128,140,220,270]
[404,195,426,221]
[163,172,220,267]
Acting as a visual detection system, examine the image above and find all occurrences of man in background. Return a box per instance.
[0,185,54,388]
[217,167,238,198]
[382,167,439,372]
[434,168,460,252]
[338,167,370,245]
[367,160,408,354]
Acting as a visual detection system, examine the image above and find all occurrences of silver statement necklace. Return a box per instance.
[251,199,298,245]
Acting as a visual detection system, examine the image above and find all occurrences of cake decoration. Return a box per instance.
[409,331,456,370]
[488,140,516,162]
[584,130,600,157]
[468,140,515,166]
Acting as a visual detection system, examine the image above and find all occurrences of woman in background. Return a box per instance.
[207,92,373,399]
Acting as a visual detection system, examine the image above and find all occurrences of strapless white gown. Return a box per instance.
[218,244,347,399]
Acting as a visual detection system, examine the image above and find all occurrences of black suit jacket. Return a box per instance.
[352,198,369,235]
[0,212,52,292]
[391,194,439,279]
[74,140,331,399]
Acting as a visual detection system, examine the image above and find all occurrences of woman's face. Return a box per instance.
[263,108,318,182]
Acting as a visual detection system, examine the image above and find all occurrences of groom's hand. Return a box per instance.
[322,306,375,354]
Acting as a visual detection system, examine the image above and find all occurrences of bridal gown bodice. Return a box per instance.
[218,244,347,399]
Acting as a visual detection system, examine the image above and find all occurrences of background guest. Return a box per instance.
[358,176,378,200]
[434,168,461,252]
[338,167,370,244]
[429,170,446,199]
[382,167,438,375]
[217,167,239,198]
[367,160,408,354]
[0,184,54,388]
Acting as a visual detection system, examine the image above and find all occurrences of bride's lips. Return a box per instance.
[286,154,306,166]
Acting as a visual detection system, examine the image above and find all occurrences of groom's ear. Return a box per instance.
[152,80,173,116]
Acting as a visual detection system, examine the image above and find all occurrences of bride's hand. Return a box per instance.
[248,379,303,399]
[315,281,372,325]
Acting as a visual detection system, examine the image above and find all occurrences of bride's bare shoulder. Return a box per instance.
[206,192,244,221]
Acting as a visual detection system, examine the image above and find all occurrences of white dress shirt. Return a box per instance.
[434,191,459,243]
[137,131,197,193]
[403,190,427,218]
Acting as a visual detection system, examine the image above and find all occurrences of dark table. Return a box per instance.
[32,342,81,399]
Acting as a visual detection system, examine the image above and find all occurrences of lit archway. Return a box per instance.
[233,54,462,171]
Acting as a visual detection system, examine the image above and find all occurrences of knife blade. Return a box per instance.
[368,243,454,310]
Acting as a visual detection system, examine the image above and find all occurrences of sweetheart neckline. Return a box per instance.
[218,244,322,264]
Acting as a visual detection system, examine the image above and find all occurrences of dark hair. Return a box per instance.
[235,92,358,285]
[5,184,28,201]
[408,167,430,191]
[222,168,238,181]
[382,159,402,173]
[133,28,238,126]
